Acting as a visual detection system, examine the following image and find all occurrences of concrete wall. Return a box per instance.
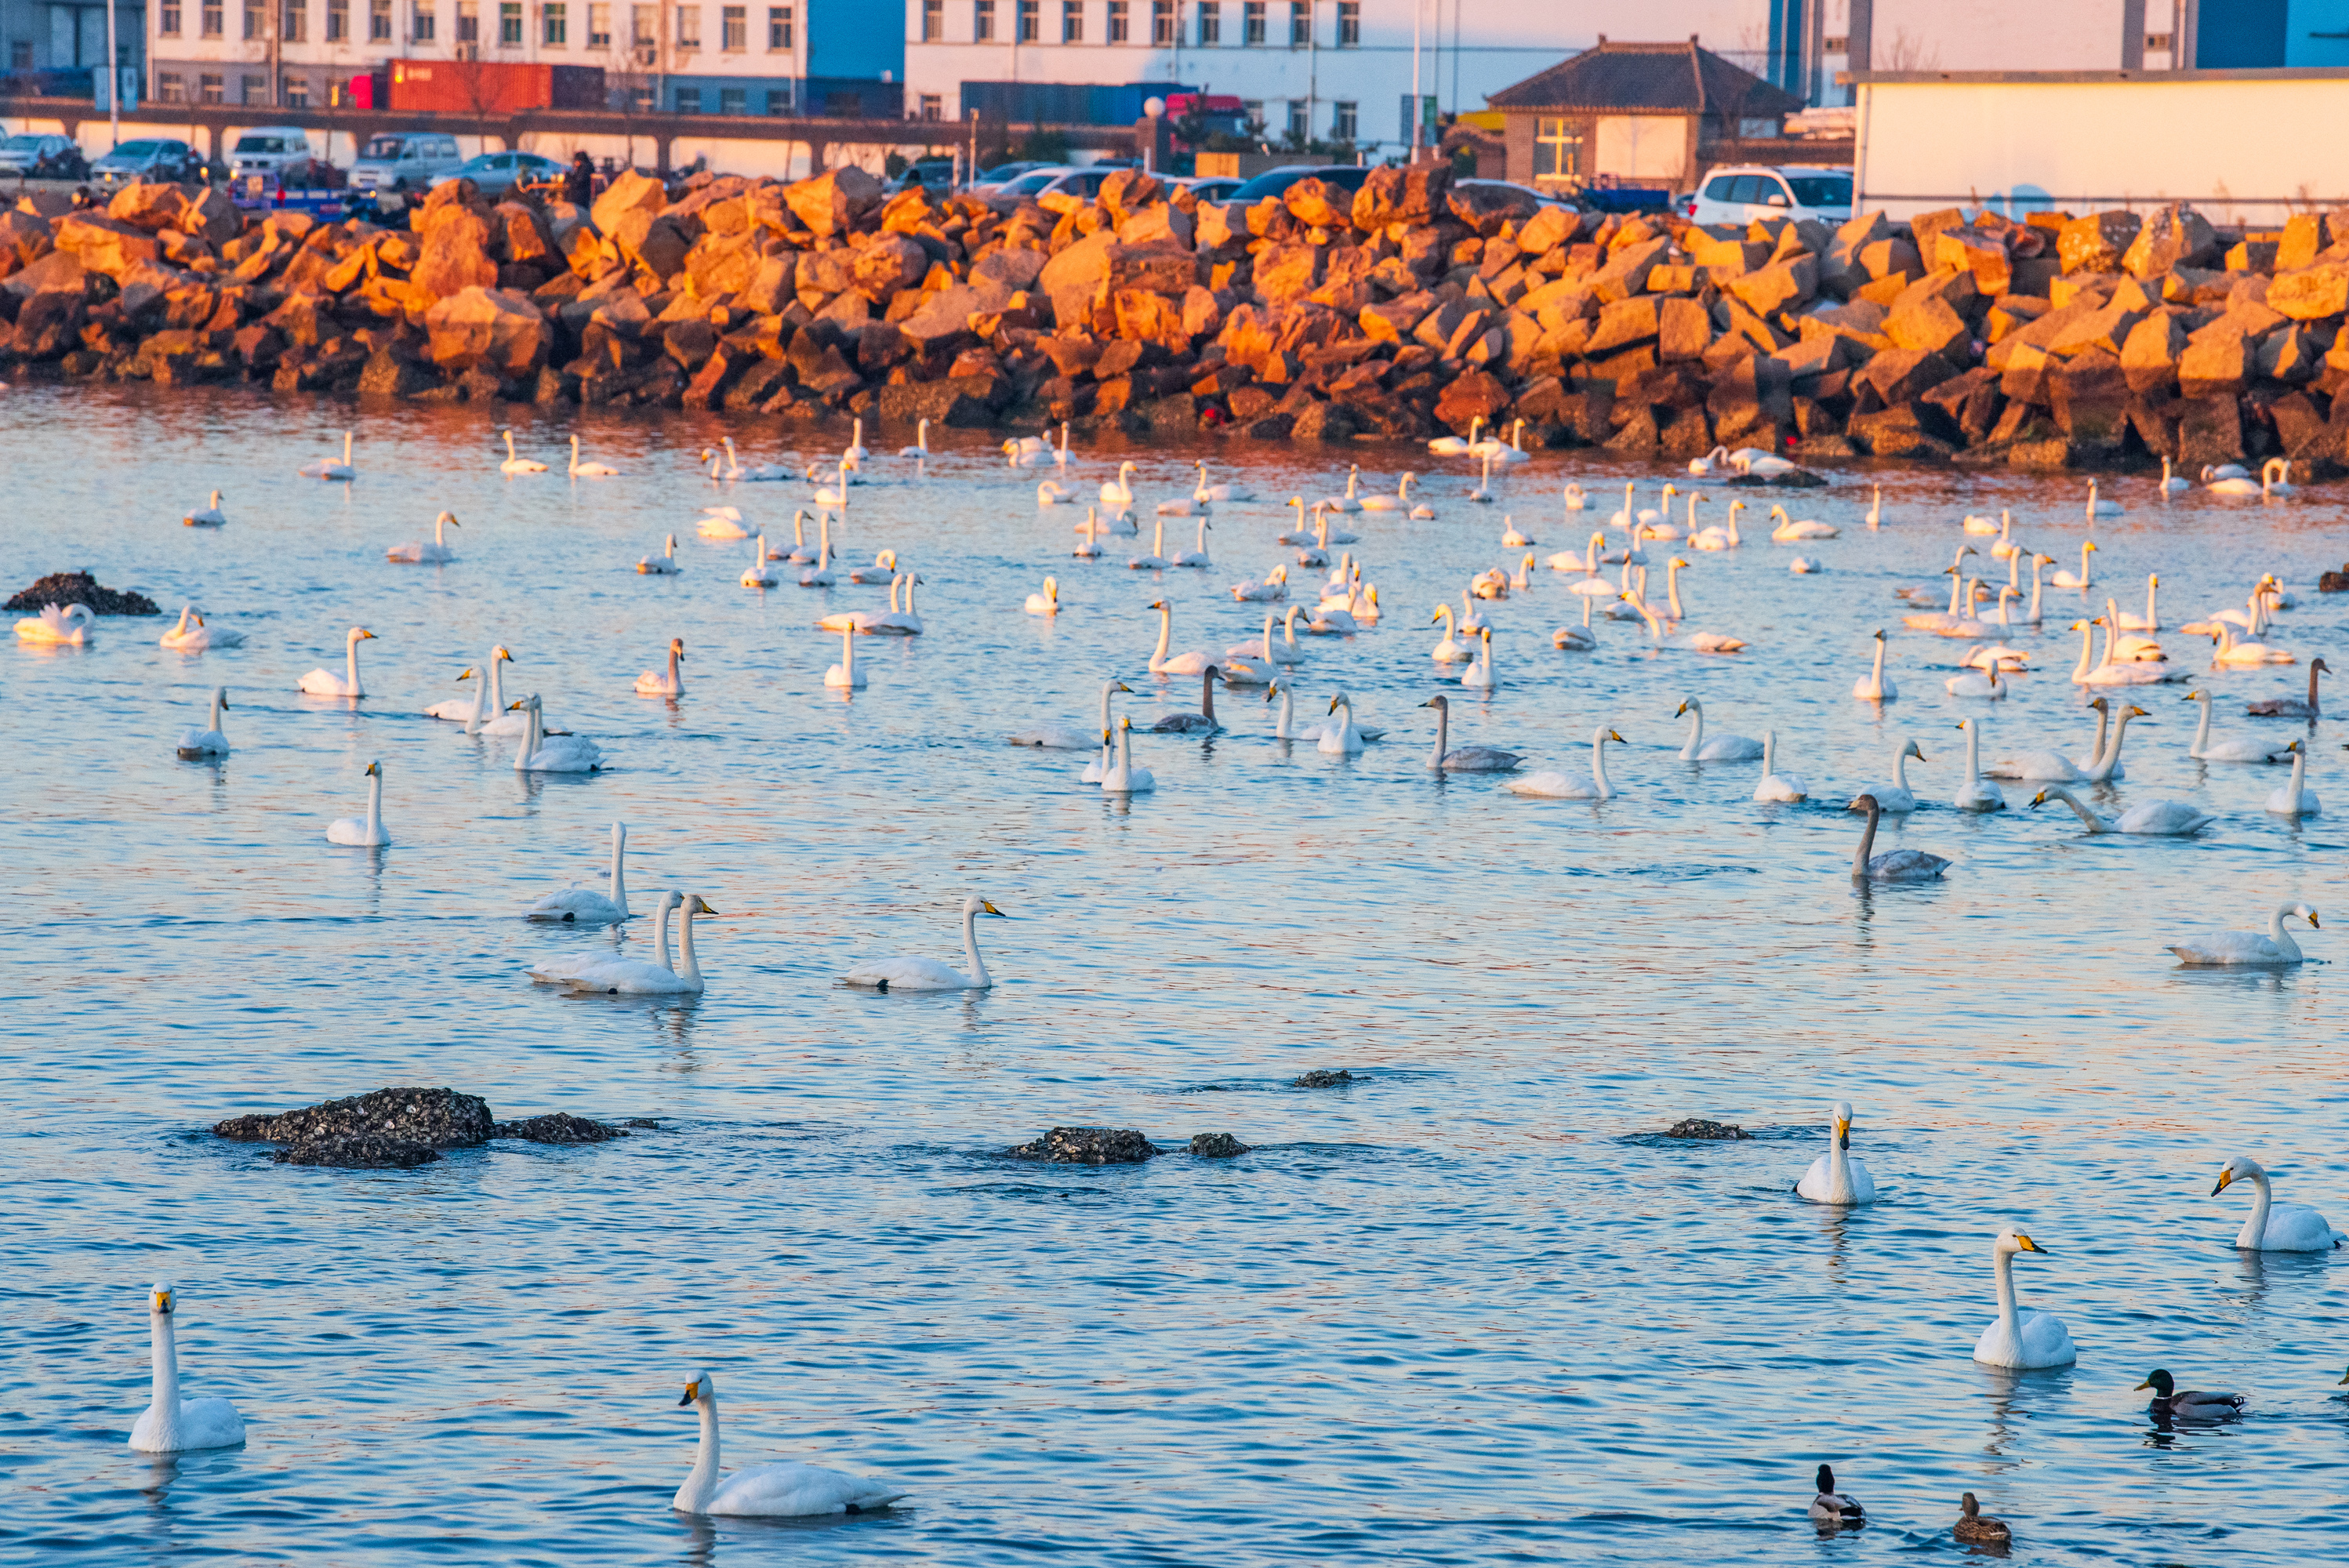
[1854,71,2349,225]
[1861,0,2129,72]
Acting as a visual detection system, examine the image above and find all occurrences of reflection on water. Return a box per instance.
[2,384,2347,1565]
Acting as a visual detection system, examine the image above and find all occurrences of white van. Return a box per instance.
[350,132,466,194]
[1682,165,1854,227]
[231,127,318,177]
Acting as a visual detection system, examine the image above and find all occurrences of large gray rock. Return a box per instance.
[1005,1127,1159,1164]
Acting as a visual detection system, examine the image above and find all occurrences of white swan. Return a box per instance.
[1795,1102,1877,1204]
[864,574,923,636]
[1944,663,2007,699]
[176,688,231,760]
[1129,516,1172,571]
[634,637,685,698]
[1229,563,1288,602]
[2085,477,2121,517]
[158,604,242,652]
[499,428,548,474]
[532,892,676,985]
[1953,718,2006,811]
[2161,456,2189,494]
[2032,785,2214,837]
[1458,627,1500,691]
[1688,444,1726,477]
[510,695,604,772]
[847,549,899,585]
[1552,595,1598,652]
[1171,514,1214,568]
[1752,730,1806,802]
[525,822,631,924]
[565,895,715,994]
[129,1285,245,1453]
[1562,481,1588,512]
[638,533,682,575]
[2212,1156,2342,1251]
[1319,464,1365,514]
[1316,693,1371,755]
[16,602,94,644]
[326,760,390,846]
[1862,739,1925,813]
[844,895,1005,990]
[298,626,376,696]
[1421,693,1521,772]
[1037,478,1072,506]
[1429,417,1477,456]
[1100,460,1138,508]
[1096,713,1157,792]
[1429,604,1477,662]
[783,509,818,564]
[741,533,781,588]
[1624,590,1746,654]
[2050,539,2096,590]
[387,509,461,564]
[1768,503,1837,541]
[1025,576,1061,616]
[1972,1229,2075,1370]
[1192,460,1253,503]
[1358,471,1414,512]
[812,459,854,510]
[2168,902,2321,967]
[427,645,510,727]
[2266,742,2322,817]
[696,506,751,540]
[2206,466,2264,497]
[2209,620,2296,666]
[1145,600,1214,675]
[2184,689,2296,762]
[1012,679,1128,752]
[184,488,227,527]
[823,623,864,689]
[843,418,870,467]
[1852,630,1898,702]
[899,417,931,459]
[1505,727,1622,799]
[1675,697,1763,761]
[568,434,620,477]
[1003,434,1047,465]
[297,430,355,480]
[671,1371,906,1517]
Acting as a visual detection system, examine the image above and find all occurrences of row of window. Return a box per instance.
[155,69,815,113]
[921,0,1356,45]
[154,1,794,50]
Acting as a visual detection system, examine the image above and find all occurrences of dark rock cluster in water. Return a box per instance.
[1293,1069,1356,1088]
[1189,1133,1251,1158]
[1665,1119,1753,1140]
[4,570,158,615]
[215,1087,633,1167]
[1005,1127,1160,1165]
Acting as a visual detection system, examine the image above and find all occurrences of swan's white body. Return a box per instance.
[636,638,685,698]
[1506,727,1621,799]
[160,604,242,652]
[1358,471,1414,512]
[1429,603,1477,662]
[1460,628,1499,690]
[2265,745,2321,817]
[387,509,461,563]
[1025,576,1061,615]
[1100,460,1138,508]
[1675,697,1763,761]
[639,533,682,574]
[2032,786,2213,837]
[671,1373,905,1517]
[17,602,94,644]
[1230,564,1289,602]
[525,822,630,924]
[2185,689,2296,762]
[742,534,782,588]
[1852,631,1897,702]
[298,430,356,479]
[824,623,865,689]
[298,626,376,697]
[2168,902,2320,967]
[697,506,751,540]
[326,760,391,845]
[1953,719,2006,811]
[129,1286,245,1453]
[1768,503,1836,541]
[1316,693,1370,755]
[1098,717,1156,793]
[499,428,548,474]
[899,417,931,459]
[1751,729,1806,801]
[184,488,227,527]
[531,891,674,985]
[1146,601,1214,675]
[565,895,713,993]
[2213,1156,2342,1251]
[1795,1102,1876,1205]
[176,687,231,759]
[1014,678,1127,753]
[1972,1230,2075,1370]
[568,434,619,477]
[1862,739,1924,813]
[2050,540,2097,590]
[512,695,604,772]
[844,895,1004,989]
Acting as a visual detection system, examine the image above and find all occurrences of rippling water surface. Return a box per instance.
[4,387,2347,1565]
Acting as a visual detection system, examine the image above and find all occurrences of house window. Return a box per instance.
[919,92,941,118]
[1822,34,1846,52]
[767,4,790,46]
[242,2,260,35]
[371,0,392,38]
[766,85,792,111]
[973,0,992,38]
[1061,0,1079,40]
[157,69,183,97]
[499,0,522,39]
[203,0,224,31]
[200,71,223,101]
[1241,97,1262,131]
[587,2,608,43]
[159,1,181,34]
[721,3,742,45]
[282,72,308,104]
[721,85,744,111]
[674,3,698,45]
[2146,31,2172,50]
[675,83,700,110]
[1532,116,1580,183]
[1196,0,1215,43]
[1331,99,1354,140]
[920,0,939,37]
[1287,0,1304,44]
[1242,0,1261,42]
[1017,0,1037,40]
[457,0,477,38]
[325,0,347,41]
[282,0,307,40]
[242,73,267,102]
[1106,0,1124,38]
[8,40,27,65]
[543,2,566,42]
[631,84,654,107]
[1150,0,1171,42]
[1335,0,1355,45]
[1285,99,1305,139]
[413,1,434,35]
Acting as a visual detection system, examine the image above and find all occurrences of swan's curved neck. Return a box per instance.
[1827,1122,1852,1194]
[1429,703,1448,768]
[2091,708,2134,779]
[517,702,542,768]
[1152,604,1172,662]
[1992,1246,2022,1346]
[676,903,703,985]
[208,689,225,731]
[608,825,628,913]
[963,903,990,987]
[2191,695,2213,756]
[1871,639,1886,684]
[655,897,677,970]
[1850,800,1879,875]
[2046,787,2104,831]
[2145,576,2159,629]
[1591,733,1613,797]
[347,635,364,691]
[151,1309,181,1415]
[1761,731,1776,773]
[1947,571,1965,615]
[1098,681,1117,732]
[365,770,384,837]
[1275,686,1294,739]
[2268,909,2304,961]
[1892,749,1911,790]
[667,643,681,686]
[677,1395,721,1513]
[1964,721,1981,781]
[2073,624,2094,679]
[1680,702,1703,757]
[2284,747,2307,808]
[1116,723,1135,780]
[1198,666,1216,723]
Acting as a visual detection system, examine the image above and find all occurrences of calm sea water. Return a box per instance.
[2,387,2345,1566]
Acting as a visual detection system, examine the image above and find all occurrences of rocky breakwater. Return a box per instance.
[3,165,2344,470]
[213,1086,639,1168]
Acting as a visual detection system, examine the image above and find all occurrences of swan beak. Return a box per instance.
[448,517,461,528]
[364,761,380,776]
[2015,1235,2046,1254]
[508,700,525,710]
[1328,696,1341,713]
[2309,913,2322,928]
[1676,701,1688,716]
[1418,697,1438,708]
[2129,706,2148,717]
[982,900,1004,916]
[1608,730,1625,743]
[152,1288,172,1314]
[1115,682,1131,693]
[2213,1168,2234,1195]
[2336,1368,2349,1385]
[361,630,378,640]
[2031,792,2047,808]
[457,669,474,681]
[677,1385,697,1406]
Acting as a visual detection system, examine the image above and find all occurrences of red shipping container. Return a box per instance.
[388,60,604,114]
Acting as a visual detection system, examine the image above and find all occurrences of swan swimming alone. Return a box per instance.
[1972,1229,2075,1369]
[564,895,714,994]
[159,604,243,652]
[842,894,1006,990]
[16,602,94,644]
[1752,730,1806,802]
[386,510,460,564]
[1505,727,1624,799]
[1011,678,1130,752]
[2212,1156,2342,1250]
[326,760,391,846]
[129,1285,246,1453]
[636,637,686,697]
[568,434,620,477]
[176,687,231,760]
[1860,739,1926,814]
[297,626,376,697]
[1953,718,2006,811]
[1851,630,1898,702]
[2265,742,2322,817]
[297,430,356,480]
[184,488,227,527]
[638,534,682,575]
[2167,902,2320,967]
[1675,697,1763,761]
[525,822,631,924]
[671,1371,906,1517]
[1795,1102,1876,1205]
[2031,786,2214,837]
[499,428,548,474]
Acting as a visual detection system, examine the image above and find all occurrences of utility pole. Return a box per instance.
[1409,0,1420,161]
[103,0,120,143]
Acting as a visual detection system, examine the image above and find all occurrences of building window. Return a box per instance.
[765,85,792,111]
[1822,34,1846,52]
[631,2,653,40]
[1196,0,1214,43]
[630,83,653,107]
[586,2,608,43]
[543,1,565,40]
[2146,31,2173,50]
[720,85,744,111]
[242,73,267,102]
[282,72,309,104]
[1287,0,1304,44]
[1240,97,1261,131]
[325,0,347,40]
[919,92,941,118]
[1017,0,1037,40]
[1335,0,1355,45]
[920,0,939,37]
[157,68,183,97]
[282,0,307,40]
[1061,0,1079,40]
[501,0,523,40]
[1331,99,1355,140]
[200,71,223,101]
[675,84,700,110]
[973,0,992,38]
[159,1,182,33]
[371,0,392,38]
[1242,0,1262,42]
[202,0,224,31]
[242,1,260,35]
[1533,117,1580,183]
[767,3,790,45]
[1106,0,1124,38]
[721,2,742,45]
[1150,0,1170,43]
[1285,98,1305,140]
[674,2,697,44]
[457,0,477,38]
[412,0,434,34]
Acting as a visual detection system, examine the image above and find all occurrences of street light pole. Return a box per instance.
[103,0,120,145]
[1409,0,1421,162]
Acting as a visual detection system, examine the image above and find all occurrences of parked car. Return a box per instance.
[441,150,566,199]
[984,165,1117,212]
[1226,164,1372,203]
[1176,175,1243,202]
[1683,165,1853,226]
[350,131,467,194]
[89,138,201,189]
[1454,177,1575,212]
[964,160,1054,198]
[230,127,320,180]
[0,132,87,180]
[892,158,954,196]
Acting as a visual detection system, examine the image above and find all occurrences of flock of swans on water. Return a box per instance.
[20,418,2339,1526]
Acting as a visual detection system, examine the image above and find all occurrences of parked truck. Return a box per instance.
[387,60,605,115]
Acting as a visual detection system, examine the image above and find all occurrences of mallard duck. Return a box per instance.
[2135,1370,2246,1422]
[1809,1464,1864,1527]
[1953,1493,2010,1545]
